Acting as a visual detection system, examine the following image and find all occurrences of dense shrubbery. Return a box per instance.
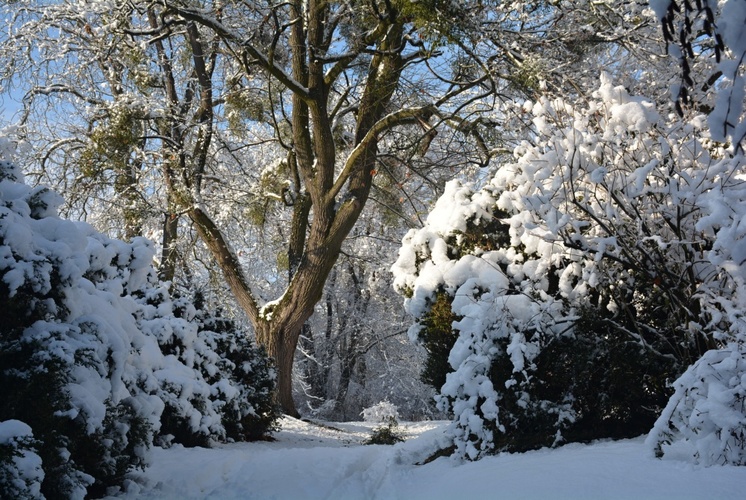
[0,153,278,498]
[135,288,277,447]
[393,76,746,463]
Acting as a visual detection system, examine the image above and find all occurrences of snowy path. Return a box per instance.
[113,417,746,499]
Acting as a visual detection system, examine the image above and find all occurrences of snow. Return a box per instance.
[647,0,669,20]
[717,1,745,49]
[108,417,746,499]
[361,401,400,424]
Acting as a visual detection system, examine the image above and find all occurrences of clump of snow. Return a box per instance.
[708,0,746,144]
[647,0,674,20]
[596,72,660,134]
[0,133,27,183]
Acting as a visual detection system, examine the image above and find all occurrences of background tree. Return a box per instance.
[296,217,439,420]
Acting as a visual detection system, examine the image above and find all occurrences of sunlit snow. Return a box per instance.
[110,417,745,499]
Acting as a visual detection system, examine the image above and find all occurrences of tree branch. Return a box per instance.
[162,2,312,102]
[326,104,436,204]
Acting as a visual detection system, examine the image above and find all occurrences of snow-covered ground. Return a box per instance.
[112,417,745,499]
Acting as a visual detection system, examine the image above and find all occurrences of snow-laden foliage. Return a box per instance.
[647,343,746,465]
[0,420,44,499]
[0,150,278,497]
[361,401,400,425]
[394,74,746,461]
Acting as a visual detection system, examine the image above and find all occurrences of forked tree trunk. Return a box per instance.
[168,1,426,417]
[189,205,338,416]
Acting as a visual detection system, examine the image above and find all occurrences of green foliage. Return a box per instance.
[225,89,266,133]
[0,275,279,498]
[488,308,680,453]
[66,400,152,499]
[123,46,159,93]
[509,56,546,95]
[417,292,459,390]
[371,171,408,228]
[244,160,291,228]
[80,103,143,176]
[448,208,511,256]
[394,0,483,43]
[0,230,102,497]
[403,179,698,454]
[276,250,290,272]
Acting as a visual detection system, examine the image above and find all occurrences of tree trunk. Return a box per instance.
[188,205,330,416]
[158,210,179,284]
[258,323,302,418]
[167,2,418,417]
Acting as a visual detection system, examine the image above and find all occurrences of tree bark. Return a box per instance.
[258,323,302,418]
[158,210,179,284]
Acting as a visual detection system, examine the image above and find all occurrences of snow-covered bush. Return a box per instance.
[394,75,744,460]
[646,140,746,465]
[0,420,44,499]
[0,160,157,497]
[197,307,278,441]
[0,152,278,497]
[138,289,277,446]
[362,401,404,445]
[640,0,746,467]
[647,343,746,465]
[361,400,400,425]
